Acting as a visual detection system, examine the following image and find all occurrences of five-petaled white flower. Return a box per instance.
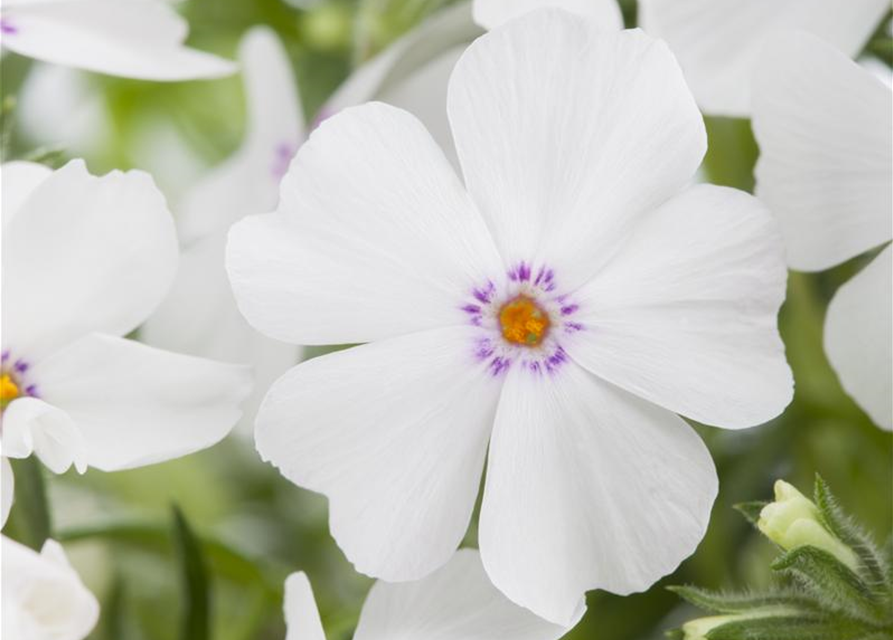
[284,549,578,640]
[2,535,99,640]
[228,11,793,624]
[0,0,235,81]
[142,26,305,431]
[752,32,892,431]
[638,0,889,116]
[0,160,252,519]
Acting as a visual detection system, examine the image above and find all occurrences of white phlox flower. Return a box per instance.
[0,159,252,522]
[752,32,892,431]
[2,535,99,640]
[227,11,793,625]
[284,549,579,640]
[142,27,305,432]
[638,0,890,117]
[0,0,236,80]
[321,0,622,166]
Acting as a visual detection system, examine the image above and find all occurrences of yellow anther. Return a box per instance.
[499,296,550,347]
[0,373,20,408]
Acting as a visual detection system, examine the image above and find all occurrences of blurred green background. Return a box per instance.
[1,1,891,639]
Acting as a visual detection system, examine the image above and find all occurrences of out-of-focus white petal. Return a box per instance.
[283,572,327,640]
[638,0,889,116]
[2,536,99,640]
[1,161,52,227]
[17,64,111,160]
[753,32,892,271]
[2,160,178,362]
[142,233,301,434]
[33,334,251,471]
[2,457,15,528]
[1,397,87,474]
[480,363,717,625]
[227,102,504,346]
[355,548,578,640]
[448,13,706,290]
[177,26,304,245]
[825,246,893,431]
[566,185,792,429]
[473,0,622,31]
[1,0,236,80]
[255,327,502,582]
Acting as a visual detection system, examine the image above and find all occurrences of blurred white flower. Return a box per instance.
[322,0,621,166]
[2,536,99,640]
[0,0,236,80]
[0,160,252,520]
[284,549,579,640]
[142,27,304,433]
[752,32,892,431]
[228,12,793,624]
[638,0,889,117]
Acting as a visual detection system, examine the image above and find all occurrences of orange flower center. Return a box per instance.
[499,296,550,347]
[0,373,20,411]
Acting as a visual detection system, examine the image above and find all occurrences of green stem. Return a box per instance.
[10,456,53,550]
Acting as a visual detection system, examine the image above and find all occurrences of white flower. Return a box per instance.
[752,32,892,431]
[322,0,621,166]
[142,27,304,431]
[0,160,252,517]
[637,0,890,117]
[0,0,236,80]
[284,549,579,640]
[228,12,793,624]
[2,535,99,640]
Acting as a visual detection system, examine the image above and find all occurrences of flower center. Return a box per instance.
[499,295,550,347]
[0,373,20,411]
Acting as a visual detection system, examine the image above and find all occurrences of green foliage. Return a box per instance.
[172,507,211,640]
[7,457,53,550]
[669,478,893,640]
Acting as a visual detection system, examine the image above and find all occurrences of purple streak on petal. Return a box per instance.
[24,384,38,397]
[474,338,495,361]
[561,304,579,316]
[271,141,298,180]
[564,322,584,333]
[462,304,481,315]
[1,19,18,35]
[473,282,495,304]
[545,347,568,373]
[489,356,511,376]
[13,359,28,373]
[1,349,9,363]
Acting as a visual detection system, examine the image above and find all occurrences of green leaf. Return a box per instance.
[664,628,685,640]
[707,615,872,640]
[103,574,128,640]
[814,474,887,589]
[667,586,816,615]
[733,501,768,527]
[9,457,52,550]
[772,546,886,624]
[171,506,211,640]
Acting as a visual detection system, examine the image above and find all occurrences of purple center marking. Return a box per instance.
[1,18,18,35]
[271,141,299,181]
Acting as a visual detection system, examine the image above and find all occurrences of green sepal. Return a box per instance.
[733,501,768,527]
[772,546,885,624]
[706,615,873,640]
[814,475,887,589]
[171,506,211,640]
[667,586,815,615]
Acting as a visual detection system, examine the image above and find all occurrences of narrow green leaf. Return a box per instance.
[733,501,768,527]
[667,586,816,615]
[171,506,211,640]
[772,546,886,624]
[814,475,887,588]
[9,457,52,550]
[707,615,870,640]
[103,574,128,640]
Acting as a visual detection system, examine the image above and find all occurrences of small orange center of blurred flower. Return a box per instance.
[499,296,550,347]
[0,373,20,410]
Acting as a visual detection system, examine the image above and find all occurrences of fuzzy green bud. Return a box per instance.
[680,608,796,640]
[758,480,859,571]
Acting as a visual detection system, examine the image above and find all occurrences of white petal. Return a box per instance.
[33,334,252,471]
[141,233,301,434]
[355,549,578,640]
[753,32,892,271]
[2,457,14,528]
[1,161,52,227]
[480,364,717,625]
[448,14,705,290]
[638,0,889,117]
[177,26,304,245]
[1,397,87,474]
[283,572,327,640]
[566,184,793,429]
[255,327,502,582]
[473,0,623,31]
[2,160,178,362]
[1,0,236,80]
[2,536,99,640]
[227,102,504,346]
[825,246,893,431]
